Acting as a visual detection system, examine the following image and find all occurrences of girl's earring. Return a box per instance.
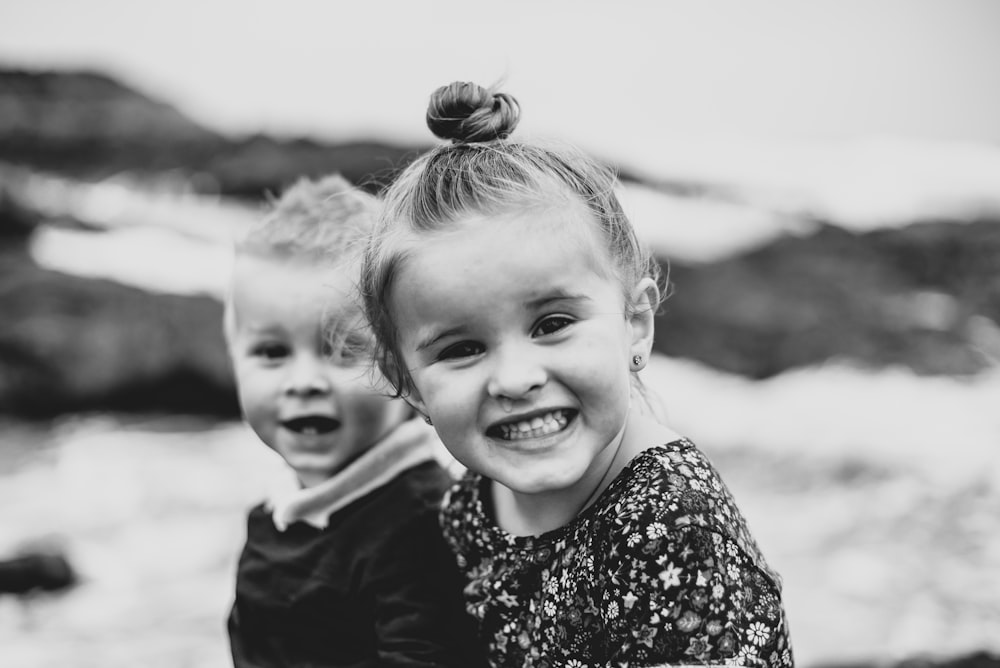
[631,354,643,370]
[423,414,433,426]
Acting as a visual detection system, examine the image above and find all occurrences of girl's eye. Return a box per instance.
[437,341,484,361]
[533,315,574,337]
[251,342,290,361]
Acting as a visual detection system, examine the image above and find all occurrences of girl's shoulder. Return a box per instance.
[608,437,718,491]
[439,471,491,550]
[596,438,782,584]
[597,439,754,547]
[441,467,482,514]
[440,470,537,570]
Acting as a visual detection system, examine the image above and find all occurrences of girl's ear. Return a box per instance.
[627,277,659,362]
[404,385,428,420]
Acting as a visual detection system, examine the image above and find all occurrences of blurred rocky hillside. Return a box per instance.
[658,219,1000,378]
[0,68,422,196]
[1,66,999,418]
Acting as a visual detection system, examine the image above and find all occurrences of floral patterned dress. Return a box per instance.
[440,439,794,668]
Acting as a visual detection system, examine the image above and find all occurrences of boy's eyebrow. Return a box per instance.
[321,307,365,331]
[238,323,293,340]
[242,324,283,334]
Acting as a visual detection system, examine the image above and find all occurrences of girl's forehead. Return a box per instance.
[409,199,611,267]
[392,208,619,309]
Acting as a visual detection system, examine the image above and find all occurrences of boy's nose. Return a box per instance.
[486,344,546,401]
[282,359,332,397]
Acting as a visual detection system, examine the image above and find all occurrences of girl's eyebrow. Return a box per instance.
[415,291,592,351]
[415,326,466,352]
[526,291,591,309]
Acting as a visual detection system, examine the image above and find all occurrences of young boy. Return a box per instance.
[224,175,482,667]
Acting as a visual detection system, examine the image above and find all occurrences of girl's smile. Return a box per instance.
[389,198,655,521]
[487,407,573,442]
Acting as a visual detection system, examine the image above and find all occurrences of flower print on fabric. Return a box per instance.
[441,439,794,667]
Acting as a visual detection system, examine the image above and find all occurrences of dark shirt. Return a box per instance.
[229,461,485,668]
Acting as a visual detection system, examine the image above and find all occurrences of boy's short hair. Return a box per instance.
[224,174,379,350]
[238,173,379,262]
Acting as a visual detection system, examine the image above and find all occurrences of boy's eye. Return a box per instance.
[328,335,370,365]
[250,342,290,360]
[437,341,484,361]
[533,315,574,337]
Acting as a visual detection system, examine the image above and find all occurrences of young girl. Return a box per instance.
[361,82,793,667]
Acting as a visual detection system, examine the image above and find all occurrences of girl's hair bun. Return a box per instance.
[426,81,520,144]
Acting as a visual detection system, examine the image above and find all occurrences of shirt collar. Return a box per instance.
[267,418,443,531]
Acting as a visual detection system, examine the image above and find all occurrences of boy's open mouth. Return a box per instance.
[488,409,574,441]
[281,415,341,436]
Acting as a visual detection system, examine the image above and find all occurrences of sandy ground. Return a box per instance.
[2,356,998,668]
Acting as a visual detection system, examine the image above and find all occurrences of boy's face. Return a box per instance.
[228,255,408,487]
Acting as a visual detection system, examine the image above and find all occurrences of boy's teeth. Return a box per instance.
[283,416,340,435]
[497,410,569,440]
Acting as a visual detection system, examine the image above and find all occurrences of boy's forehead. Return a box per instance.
[233,252,355,286]
[229,253,374,343]
[230,254,360,315]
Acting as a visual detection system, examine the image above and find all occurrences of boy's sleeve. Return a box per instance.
[601,521,792,667]
[365,504,487,668]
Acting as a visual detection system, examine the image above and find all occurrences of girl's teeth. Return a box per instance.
[302,427,317,436]
[498,411,568,440]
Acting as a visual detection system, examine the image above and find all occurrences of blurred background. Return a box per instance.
[1,1,999,666]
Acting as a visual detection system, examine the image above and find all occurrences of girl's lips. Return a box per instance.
[487,409,576,441]
[280,415,341,435]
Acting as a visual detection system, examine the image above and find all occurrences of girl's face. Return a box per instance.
[390,200,656,502]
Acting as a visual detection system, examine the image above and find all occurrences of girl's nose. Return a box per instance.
[282,357,332,397]
[486,344,546,401]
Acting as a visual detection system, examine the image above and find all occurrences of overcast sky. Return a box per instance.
[2,0,999,174]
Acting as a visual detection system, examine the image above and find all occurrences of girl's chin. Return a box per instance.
[493,465,587,497]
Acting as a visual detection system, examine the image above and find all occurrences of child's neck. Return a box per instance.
[491,482,596,537]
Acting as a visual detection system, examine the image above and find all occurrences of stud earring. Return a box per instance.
[423,415,433,426]
[632,354,643,369]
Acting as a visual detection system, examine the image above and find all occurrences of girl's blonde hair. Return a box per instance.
[361,81,665,399]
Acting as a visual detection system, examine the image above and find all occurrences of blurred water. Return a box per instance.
[645,357,1000,663]
[2,357,999,667]
[0,415,283,668]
